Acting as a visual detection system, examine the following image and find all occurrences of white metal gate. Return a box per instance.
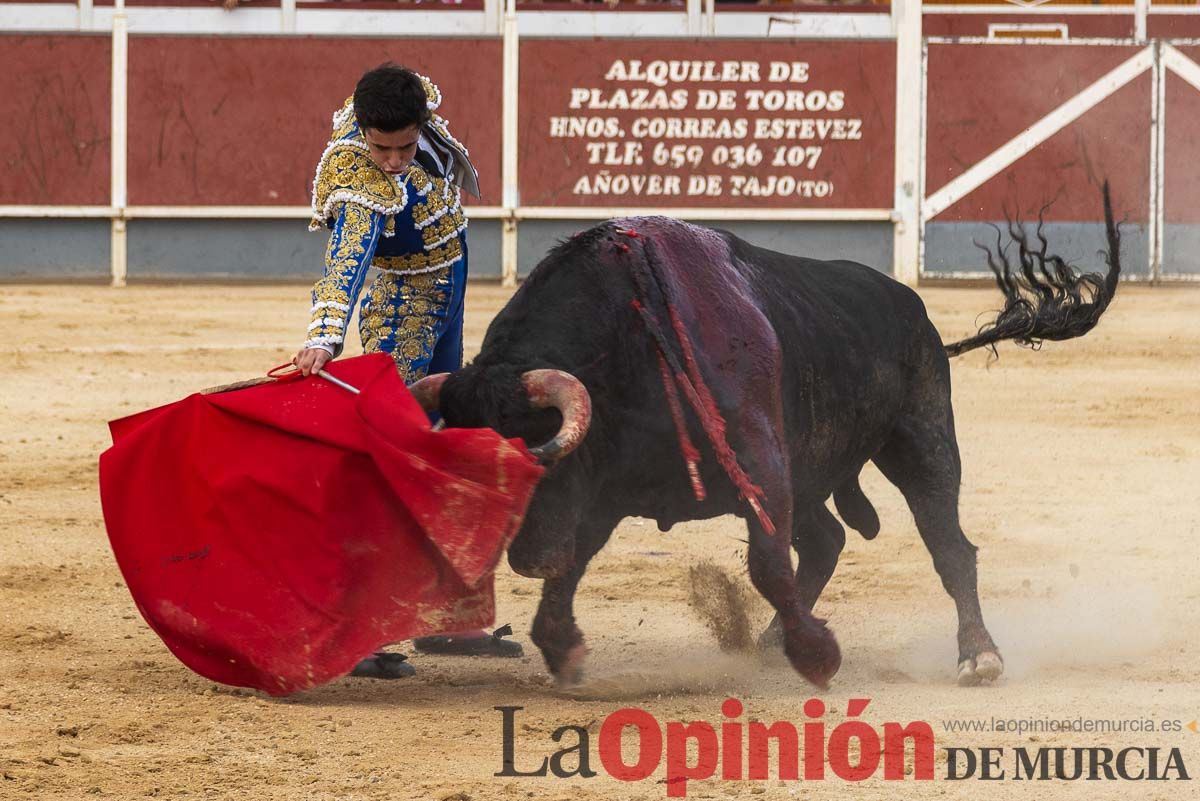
[921,24,1200,283]
[1158,42,1200,279]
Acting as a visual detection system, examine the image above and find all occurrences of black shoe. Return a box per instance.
[348,652,415,679]
[413,625,524,658]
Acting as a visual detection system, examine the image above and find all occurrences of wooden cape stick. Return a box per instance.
[200,370,360,396]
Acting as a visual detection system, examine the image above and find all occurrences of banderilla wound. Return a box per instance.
[623,234,775,535]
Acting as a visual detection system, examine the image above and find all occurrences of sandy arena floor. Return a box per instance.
[1,279,1198,800]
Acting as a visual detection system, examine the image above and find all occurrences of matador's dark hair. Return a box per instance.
[353,63,431,133]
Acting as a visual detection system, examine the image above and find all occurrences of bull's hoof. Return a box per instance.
[552,643,589,689]
[785,619,841,689]
[790,643,841,690]
[348,652,415,679]
[956,651,1004,687]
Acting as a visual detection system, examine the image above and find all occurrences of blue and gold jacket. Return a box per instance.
[304,80,478,354]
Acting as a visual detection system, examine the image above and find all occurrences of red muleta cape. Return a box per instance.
[99,354,543,696]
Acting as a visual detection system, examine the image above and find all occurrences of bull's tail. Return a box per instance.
[943,182,1121,358]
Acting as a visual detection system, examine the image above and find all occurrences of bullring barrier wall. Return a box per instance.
[1,1,1197,282]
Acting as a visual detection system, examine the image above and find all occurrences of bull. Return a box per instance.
[410,187,1121,688]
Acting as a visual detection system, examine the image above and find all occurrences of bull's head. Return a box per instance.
[408,367,591,464]
[408,366,594,578]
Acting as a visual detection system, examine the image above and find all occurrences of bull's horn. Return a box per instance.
[522,369,592,463]
[408,372,450,412]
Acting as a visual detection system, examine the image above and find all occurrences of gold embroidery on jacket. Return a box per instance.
[372,240,462,274]
[330,96,356,140]
[309,143,406,232]
[421,206,467,249]
[307,204,378,345]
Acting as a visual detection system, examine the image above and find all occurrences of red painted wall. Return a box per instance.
[0,35,111,205]
[924,13,1136,40]
[0,31,1162,227]
[1149,14,1200,40]
[518,39,896,209]
[926,42,1148,222]
[126,36,502,206]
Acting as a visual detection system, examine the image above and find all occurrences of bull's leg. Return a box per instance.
[528,521,613,687]
[793,504,847,611]
[739,435,841,687]
[747,514,842,687]
[758,504,846,650]
[531,569,587,686]
[873,418,1003,686]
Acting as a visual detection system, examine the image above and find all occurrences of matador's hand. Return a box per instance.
[293,347,333,377]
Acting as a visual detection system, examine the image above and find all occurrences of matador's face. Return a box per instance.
[362,125,421,176]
